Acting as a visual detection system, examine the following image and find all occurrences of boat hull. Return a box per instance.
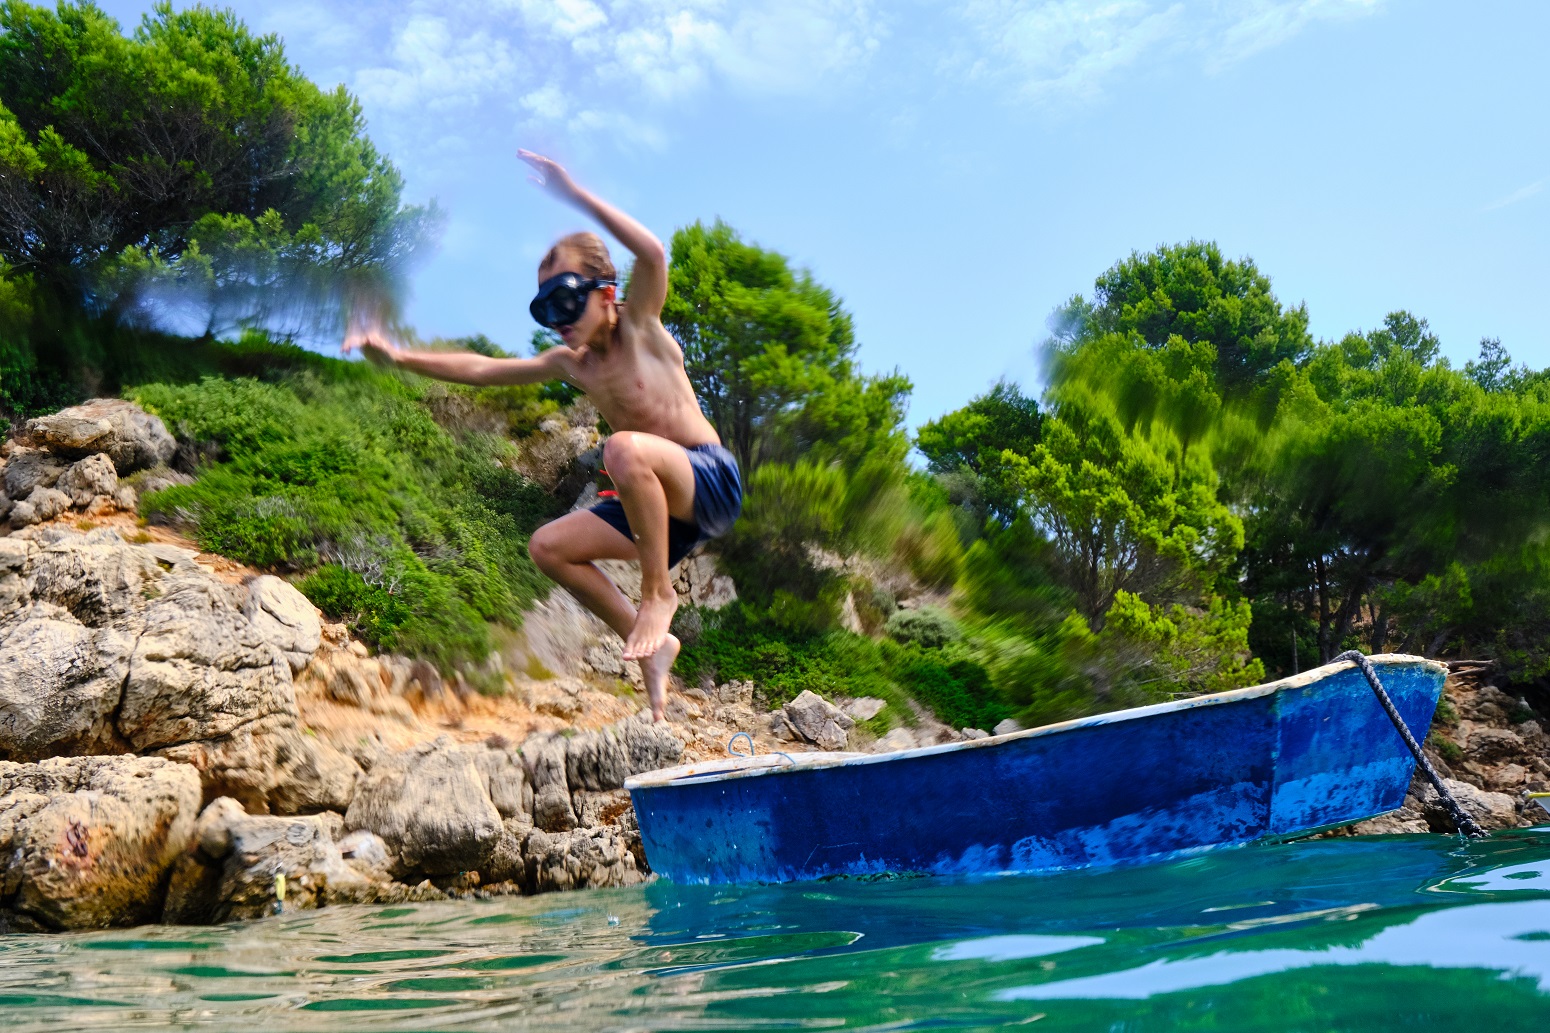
[626,656,1446,884]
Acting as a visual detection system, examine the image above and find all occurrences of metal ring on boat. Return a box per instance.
[727,732,755,758]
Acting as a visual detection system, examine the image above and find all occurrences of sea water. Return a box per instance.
[3,830,1550,1031]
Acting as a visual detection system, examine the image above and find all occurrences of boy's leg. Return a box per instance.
[601,432,697,659]
[529,508,680,721]
[528,509,641,640]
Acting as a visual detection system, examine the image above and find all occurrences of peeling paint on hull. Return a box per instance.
[626,655,1447,884]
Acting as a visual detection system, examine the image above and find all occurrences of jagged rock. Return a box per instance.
[344,735,502,876]
[472,747,533,822]
[265,736,362,815]
[872,727,919,753]
[126,465,193,496]
[56,454,117,509]
[845,697,886,722]
[3,448,67,499]
[119,577,295,751]
[993,719,1024,736]
[0,613,132,759]
[961,727,990,740]
[564,716,684,791]
[25,398,176,472]
[1467,727,1526,763]
[194,796,247,859]
[26,525,161,624]
[243,575,322,673]
[573,788,633,829]
[10,485,70,526]
[1416,778,1520,832]
[112,483,138,512]
[338,829,392,872]
[522,825,644,893]
[0,755,201,929]
[483,817,532,886]
[212,811,369,922]
[519,732,577,832]
[782,690,854,751]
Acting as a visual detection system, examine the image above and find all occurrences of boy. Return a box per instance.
[345,151,742,721]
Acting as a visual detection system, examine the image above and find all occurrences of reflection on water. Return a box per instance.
[2,830,1549,1030]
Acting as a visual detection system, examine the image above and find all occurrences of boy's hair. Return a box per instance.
[539,232,616,281]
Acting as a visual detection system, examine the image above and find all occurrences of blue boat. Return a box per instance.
[625,654,1447,884]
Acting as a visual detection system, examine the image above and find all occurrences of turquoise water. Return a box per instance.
[4,831,1550,1031]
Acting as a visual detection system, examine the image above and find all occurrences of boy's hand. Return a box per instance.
[518,149,580,204]
[342,330,399,367]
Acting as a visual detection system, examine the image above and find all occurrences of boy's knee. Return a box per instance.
[528,528,562,572]
[603,432,644,477]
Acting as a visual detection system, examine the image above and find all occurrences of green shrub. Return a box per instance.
[885,606,962,648]
[676,602,1010,731]
[131,349,555,669]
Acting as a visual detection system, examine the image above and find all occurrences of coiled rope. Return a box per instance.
[1334,650,1486,839]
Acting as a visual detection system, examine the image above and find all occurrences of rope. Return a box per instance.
[1333,650,1487,839]
[727,732,755,757]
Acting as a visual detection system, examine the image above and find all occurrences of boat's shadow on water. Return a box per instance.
[2,829,1549,1031]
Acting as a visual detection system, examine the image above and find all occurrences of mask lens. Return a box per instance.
[530,275,591,328]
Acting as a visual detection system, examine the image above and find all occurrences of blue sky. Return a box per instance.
[99,0,1550,427]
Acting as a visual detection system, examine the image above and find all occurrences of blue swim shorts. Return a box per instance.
[588,442,744,567]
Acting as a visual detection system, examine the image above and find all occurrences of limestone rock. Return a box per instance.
[845,697,886,722]
[120,577,295,751]
[3,448,67,499]
[112,484,138,513]
[961,727,990,740]
[522,825,644,893]
[472,746,533,822]
[194,796,247,859]
[27,526,161,625]
[25,398,176,472]
[243,575,322,673]
[344,735,503,876]
[56,454,117,508]
[565,716,684,791]
[0,614,131,759]
[10,485,69,526]
[212,812,369,922]
[126,465,194,496]
[1467,727,1526,764]
[573,788,633,829]
[993,718,1024,736]
[533,783,578,833]
[482,817,532,886]
[1416,778,1520,832]
[0,755,201,929]
[872,727,920,753]
[782,690,854,751]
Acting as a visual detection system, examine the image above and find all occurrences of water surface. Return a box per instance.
[3,830,1550,1031]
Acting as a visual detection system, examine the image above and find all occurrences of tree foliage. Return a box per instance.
[663,219,909,472]
[0,1,430,301]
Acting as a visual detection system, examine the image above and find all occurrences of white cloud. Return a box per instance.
[1211,0,1384,68]
[354,15,516,111]
[1482,178,1545,213]
[955,0,1385,104]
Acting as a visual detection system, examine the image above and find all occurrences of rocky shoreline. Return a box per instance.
[2,400,1549,931]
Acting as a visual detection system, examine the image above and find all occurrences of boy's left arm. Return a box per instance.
[518,150,669,333]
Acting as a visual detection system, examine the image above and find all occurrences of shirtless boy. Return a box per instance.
[345,151,741,721]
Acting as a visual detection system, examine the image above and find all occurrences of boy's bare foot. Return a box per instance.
[623,592,678,661]
[640,633,680,722]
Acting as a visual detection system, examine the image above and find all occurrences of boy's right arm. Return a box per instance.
[345,337,569,387]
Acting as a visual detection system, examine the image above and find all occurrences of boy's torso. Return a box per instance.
[556,313,720,449]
